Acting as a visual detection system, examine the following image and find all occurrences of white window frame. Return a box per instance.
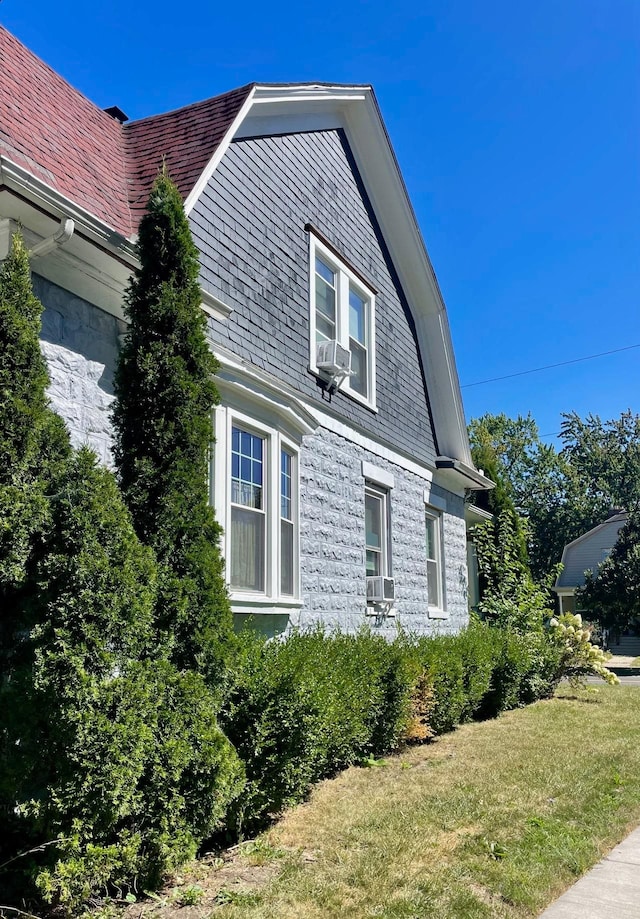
[365,482,391,582]
[425,507,447,618]
[211,405,300,611]
[309,233,377,411]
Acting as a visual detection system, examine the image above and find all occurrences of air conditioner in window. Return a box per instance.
[316,340,351,377]
[367,576,395,603]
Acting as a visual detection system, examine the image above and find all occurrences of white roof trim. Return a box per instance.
[183,87,257,215]
[184,83,477,468]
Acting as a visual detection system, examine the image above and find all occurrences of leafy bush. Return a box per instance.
[220,628,414,835]
[549,613,618,686]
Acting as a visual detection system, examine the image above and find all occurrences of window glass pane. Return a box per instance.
[425,517,436,560]
[349,340,368,397]
[366,548,381,578]
[232,427,264,510]
[316,313,336,342]
[316,257,335,285]
[315,277,336,322]
[281,519,294,595]
[349,288,366,344]
[365,492,382,549]
[281,450,292,520]
[427,558,439,607]
[231,506,265,591]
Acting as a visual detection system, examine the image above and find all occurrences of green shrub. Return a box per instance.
[221,628,414,835]
[413,634,467,735]
[0,451,243,910]
[456,619,501,721]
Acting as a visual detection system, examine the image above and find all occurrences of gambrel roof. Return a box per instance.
[0,26,252,237]
[0,25,490,478]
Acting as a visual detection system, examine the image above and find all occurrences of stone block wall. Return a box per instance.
[33,274,125,466]
[294,427,468,638]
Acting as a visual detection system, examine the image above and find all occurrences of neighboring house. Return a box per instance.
[553,512,628,615]
[0,26,492,638]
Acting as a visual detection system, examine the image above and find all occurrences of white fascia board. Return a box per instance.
[184,84,476,470]
[341,97,472,466]
[0,155,137,259]
[212,346,317,437]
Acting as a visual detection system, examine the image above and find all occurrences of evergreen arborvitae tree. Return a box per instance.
[0,235,243,907]
[112,172,232,681]
[0,234,69,672]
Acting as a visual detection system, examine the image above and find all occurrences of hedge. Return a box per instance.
[220,619,564,838]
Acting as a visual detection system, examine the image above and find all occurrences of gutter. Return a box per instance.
[435,456,495,491]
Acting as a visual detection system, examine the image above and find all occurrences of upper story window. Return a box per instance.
[309,232,377,410]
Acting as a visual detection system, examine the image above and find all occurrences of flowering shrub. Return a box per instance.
[549,613,619,686]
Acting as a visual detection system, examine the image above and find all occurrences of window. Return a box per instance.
[425,510,445,613]
[280,448,295,595]
[230,428,265,592]
[309,234,376,409]
[365,484,390,578]
[213,407,299,607]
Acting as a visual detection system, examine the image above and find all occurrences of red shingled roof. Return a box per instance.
[0,26,252,238]
[124,86,253,229]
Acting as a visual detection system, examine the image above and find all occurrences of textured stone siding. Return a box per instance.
[33,274,124,466]
[294,428,468,638]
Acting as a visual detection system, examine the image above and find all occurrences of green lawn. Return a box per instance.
[212,686,640,919]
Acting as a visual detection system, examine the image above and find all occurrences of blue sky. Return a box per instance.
[2,0,638,442]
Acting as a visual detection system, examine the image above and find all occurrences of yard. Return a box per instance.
[119,684,640,919]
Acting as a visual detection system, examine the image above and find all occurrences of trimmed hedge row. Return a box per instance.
[220,620,564,836]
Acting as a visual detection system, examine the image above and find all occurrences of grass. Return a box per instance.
[212,685,640,919]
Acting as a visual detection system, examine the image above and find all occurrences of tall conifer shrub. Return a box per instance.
[112,172,232,681]
[0,234,243,908]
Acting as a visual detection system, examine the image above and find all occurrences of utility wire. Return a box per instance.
[461,343,640,388]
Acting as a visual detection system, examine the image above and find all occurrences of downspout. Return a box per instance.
[29,218,75,258]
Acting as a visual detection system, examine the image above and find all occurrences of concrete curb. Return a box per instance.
[538,826,640,918]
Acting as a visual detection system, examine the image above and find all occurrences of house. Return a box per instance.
[0,26,492,638]
[553,511,628,615]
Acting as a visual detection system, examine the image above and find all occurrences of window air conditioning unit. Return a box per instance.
[367,576,395,603]
[316,340,351,377]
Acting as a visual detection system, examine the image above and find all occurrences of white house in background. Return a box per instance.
[553,511,628,615]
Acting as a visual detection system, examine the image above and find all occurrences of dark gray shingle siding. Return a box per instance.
[190,128,437,465]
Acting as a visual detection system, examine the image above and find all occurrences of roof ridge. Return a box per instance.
[125,83,256,128]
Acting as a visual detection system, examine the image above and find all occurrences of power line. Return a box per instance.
[461,343,640,389]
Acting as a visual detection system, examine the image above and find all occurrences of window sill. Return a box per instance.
[309,367,378,414]
[231,594,303,616]
[428,607,449,620]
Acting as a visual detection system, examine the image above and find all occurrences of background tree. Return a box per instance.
[560,410,640,514]
[468,411,636,582]
[579,513,640,636]
[112,171,232,683]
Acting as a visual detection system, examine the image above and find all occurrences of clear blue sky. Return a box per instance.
[2,0,638,442]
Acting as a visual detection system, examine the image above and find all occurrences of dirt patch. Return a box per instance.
[117,843,285,918]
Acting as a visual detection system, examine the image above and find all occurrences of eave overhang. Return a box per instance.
[435,456,495,491]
